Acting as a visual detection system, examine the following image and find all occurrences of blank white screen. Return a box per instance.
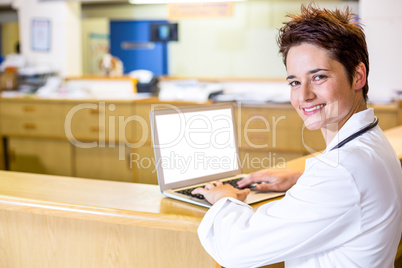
[155,108,238,184]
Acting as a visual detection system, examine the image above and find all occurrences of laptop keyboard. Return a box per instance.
[176,177,243,200]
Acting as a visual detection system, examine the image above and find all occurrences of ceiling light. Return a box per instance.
[129,0,244,4]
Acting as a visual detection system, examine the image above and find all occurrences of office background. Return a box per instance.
[0,0,400,100]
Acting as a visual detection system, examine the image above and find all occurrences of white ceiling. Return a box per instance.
[0,0,130,7]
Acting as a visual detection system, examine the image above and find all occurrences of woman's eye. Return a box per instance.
[313,75,327,81]
[288,81,300,87]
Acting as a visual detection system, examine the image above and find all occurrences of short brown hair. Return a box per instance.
[277,4,369,102]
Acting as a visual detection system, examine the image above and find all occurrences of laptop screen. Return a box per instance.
[153,105,239,185]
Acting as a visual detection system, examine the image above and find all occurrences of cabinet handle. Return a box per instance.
[22,106,36,113]
[90,109,100,115]
[23,123,37,130]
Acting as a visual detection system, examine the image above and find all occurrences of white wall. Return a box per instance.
[7,0,397,100]
[82,1,358,79]
[81,18,109,75]
[15,0,82,77]
[360,0,402,101]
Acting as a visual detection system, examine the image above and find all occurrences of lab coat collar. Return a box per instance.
[324,108,375,153]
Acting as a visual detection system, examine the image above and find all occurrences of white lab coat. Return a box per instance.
[198,109,402,268]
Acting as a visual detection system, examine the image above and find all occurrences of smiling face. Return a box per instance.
[286,43,366,143]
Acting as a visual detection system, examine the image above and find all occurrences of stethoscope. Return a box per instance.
[330,117,379,151]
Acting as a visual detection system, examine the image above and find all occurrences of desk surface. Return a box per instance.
[0,126,401,231]
[0,126,401,268]
[0,170,211,233]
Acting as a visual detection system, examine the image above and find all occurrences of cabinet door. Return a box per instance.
[0,138,4,170]
[8,138,73,176]
[236,105,326,153]
[66,102,135,143]
[74,145,133,182]
[110,20,168,75]
[131,146,158,185]
[374,109,398,130]
[0,101,68,138]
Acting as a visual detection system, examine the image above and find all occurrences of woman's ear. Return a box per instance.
[354,62,367,91]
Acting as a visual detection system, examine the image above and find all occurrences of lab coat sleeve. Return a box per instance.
[197,162,362,268]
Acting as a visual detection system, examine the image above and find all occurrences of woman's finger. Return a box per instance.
[238,172,271,188]
[255,182,278,192]
[191,187,206,195]
[204,183,214,190]
[213,180,222,186]
[237,188,251,201]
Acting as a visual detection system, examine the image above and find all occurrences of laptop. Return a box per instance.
[150,104,285,208]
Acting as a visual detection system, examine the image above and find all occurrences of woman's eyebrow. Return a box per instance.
[307,68,329,75]
[286,68,329,80]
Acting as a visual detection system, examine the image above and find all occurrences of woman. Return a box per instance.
[192,5,402,267]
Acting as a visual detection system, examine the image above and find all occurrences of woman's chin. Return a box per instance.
[303,122,322,131]
[302,116,324,131]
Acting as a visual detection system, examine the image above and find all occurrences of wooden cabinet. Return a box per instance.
[0,138,3,170]
[74,145,133,182]
[132,146,158,184]
[236,105,326,150]
[7,137,73,176]
[235,104,325,173]
[0,100,73,176]
[66,101,136,182]
[66,101,135,143]
[0,99,135,182]
[0,98,399,184]
[368,103,400,131]
[0,100,68,137]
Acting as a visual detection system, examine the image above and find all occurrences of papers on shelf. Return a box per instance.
[212,80,291,103]
[212,92,290,103]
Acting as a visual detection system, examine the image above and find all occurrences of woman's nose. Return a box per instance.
[299,83,316,102]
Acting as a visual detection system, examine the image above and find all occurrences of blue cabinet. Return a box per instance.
[110,20,168,76]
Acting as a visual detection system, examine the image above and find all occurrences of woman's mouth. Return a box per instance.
[302,104,326,115]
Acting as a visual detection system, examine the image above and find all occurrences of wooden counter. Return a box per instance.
[0,171,215,268]
[0,126,401,268]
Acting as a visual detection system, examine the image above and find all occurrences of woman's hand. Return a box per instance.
[237,169,303,192]
[192,181,251,205]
